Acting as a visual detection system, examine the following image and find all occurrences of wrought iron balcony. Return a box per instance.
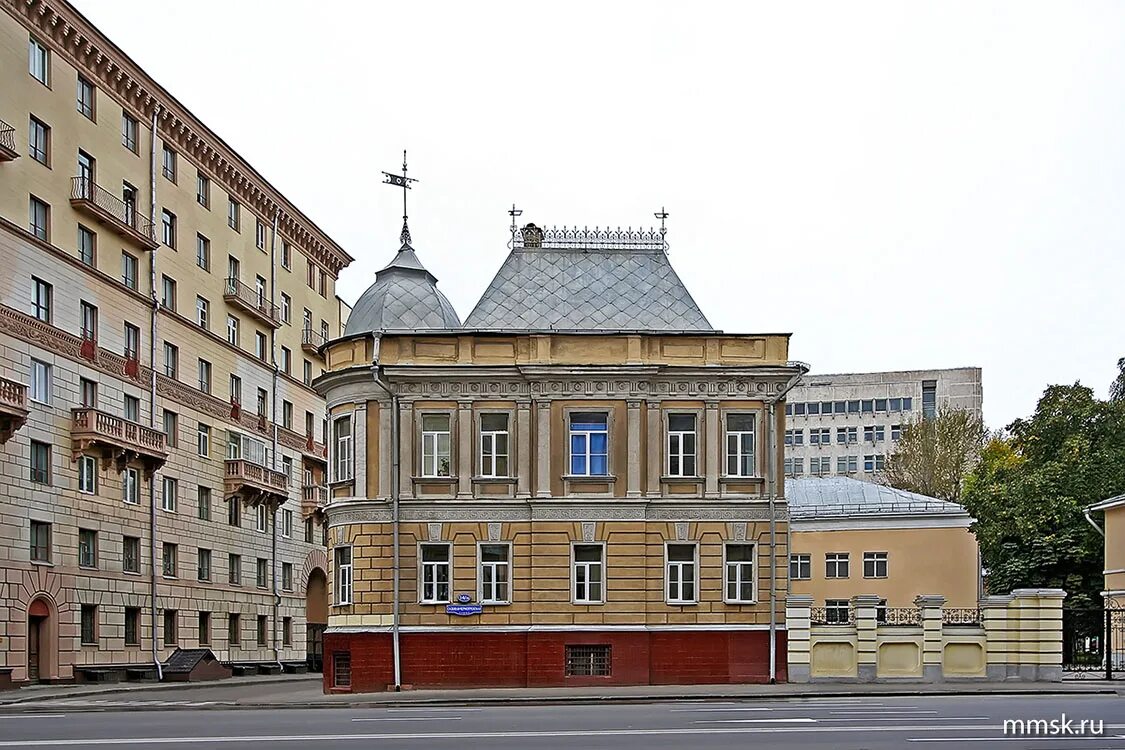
[69,177,157,250]
[223,278,281,329]
[0,376,29,443]
[71,408,168,477]
[301,327,327,354]
[224,458,289,507]
[0,119,17,161]
[301,484,328,517]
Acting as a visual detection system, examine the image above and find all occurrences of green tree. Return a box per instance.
[881,407,986,502]
[960,383,1125,608]
[1111,357,1125,402]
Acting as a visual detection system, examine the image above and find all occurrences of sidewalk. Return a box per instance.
[1,674,1120,710]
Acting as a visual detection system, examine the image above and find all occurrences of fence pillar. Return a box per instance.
[981,594,1014,680]
[1011,588,1066,682]
[785,595,813,684]
[914,595,945,683]
[851,594,880,682]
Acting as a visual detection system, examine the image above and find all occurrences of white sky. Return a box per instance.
[75,1,1125,428]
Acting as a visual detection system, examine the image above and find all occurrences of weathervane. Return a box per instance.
[508,204,523,248]
[382,150,417,248]
[654,207,669,252]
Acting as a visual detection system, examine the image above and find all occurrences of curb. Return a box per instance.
[0,674,321,706]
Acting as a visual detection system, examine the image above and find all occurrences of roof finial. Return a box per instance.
[382,150,418,250]
[654,207,669,253]
[508,203,523,249]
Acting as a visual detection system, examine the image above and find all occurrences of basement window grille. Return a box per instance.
[333,652,352,688]
[565,645,611,677]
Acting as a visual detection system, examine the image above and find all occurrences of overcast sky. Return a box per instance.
[75,1,1124,428]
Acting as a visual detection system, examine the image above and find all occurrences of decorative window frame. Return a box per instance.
[570,541,606,605]
[416,409,455,481]
[418,541,453,604]
[663,407,703,480]
[475,408,514,480]
[476,540,512,605]
[664,541,699,606]
[720,409,763,480]
[723,541,758,604]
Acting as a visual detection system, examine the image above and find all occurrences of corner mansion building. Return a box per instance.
[318,222,805,690]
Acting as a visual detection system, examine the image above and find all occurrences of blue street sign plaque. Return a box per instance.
[457,593,472,604]
[446,604,483,616]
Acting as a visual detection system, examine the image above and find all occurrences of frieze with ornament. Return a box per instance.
[392,378,787,400]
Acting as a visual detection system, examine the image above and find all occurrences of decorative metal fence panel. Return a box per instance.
[1062,607,1125,679]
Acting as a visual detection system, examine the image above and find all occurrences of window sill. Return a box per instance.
[661,475,703,482]
[123,570,141,576]
[412,475,457,483]
[30,560,53,567]
[666,601,699,606]
[724,600,759,606]
[471,476,516,483]
[720,475,764,483]
[420,601,451,606]
[562,474,617,482]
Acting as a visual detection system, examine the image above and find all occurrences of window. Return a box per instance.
[304,517,314,544]
[197,423,211,457]
[254,275,267,306]
[80,301,98,342]
[806,402,820,416]
[123,536,140,573]
[254,331,267,361]
[161,209,176,249]
[161,276,177,311]
[229,375,243,408]
[30,520,51,562]
[78,225,96,266]
[334,546,353,604]
[282,561,293,591]
[666,414,697,477]
[122,183,138,227]
[256,505,268,534]
[836,455,858,474]
[666,543,697,604]
[228,553,241,585]
[809,456,829,476]
[124,607,140,646]
[80,604,97,645]
[282,509,293,538]
[161,476,177,512]
[198,359,212,394]
[825,599,850,625]
[318,269,327,298]
[257,615,268,646]
[303,360,312,386]
[197,486,211,521]
[863,454,886,472]
[281,240,291,269]
[863,425,885,443]
[162,542,178,577]
[834,401,847,415]
[115,252,138,292]
[875,398,887,412]
[725,413,755,477]
[569,412,608,476]
[307,262,316,289]
[228,198,240,231]
[29,278,52,324]
[121,113,138,153]
[81,377,97,407]
[192,169,211,207]
[417,414,452,477]
[29,116,49,165]
[302,308,313,333]
[328,416,354,481]
[283,617,292,647]
[255,219,266,250]
[78,454,98,494]
[78,529,97,568]
[163,609,178,646]
[195,296,209,330]
[320,319,330,343]
[479,413,509,477]
[30,359,51,403]
[228,613,241,646]
[725,544,756,603]
[227,497,240,531]
[29,37,49,85]
[863,551,888,579]
[29,196,49,240]
[280,347,291,375]
[922,380,937,419]
[572,544,604,604]
[225,315,240,346]
[280,293,291,324]
[479,543,510,604]
[784,457,804,477]
[30,440,50,485]
[419,544,450,603]
[196,234,210,271]
[565,644,611,677]
[123,467,139,505]
[333,652,351,687]
[198,548,212,581]
[282,401,293,430]
[784,429,804,446]
[161,144,176,182]
[199,612,211,646]
[162,409,178,447]
[123,322,140,361]
[789,553,811,580]
[825,553,850,579]
[256,388,268,418]
[836,426,857,445]
[903,397,913,412]
[889,397,902,412]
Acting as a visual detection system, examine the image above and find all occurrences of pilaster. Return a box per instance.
[645,401,661,497]
[398,400,414,499]
[851,594,881,682]
[457,400,472,499]
[515,400,531,498]
[704,400,720,497]
[534,399,551,498]
[378,399,391,499]
[914,594,946,683]
[626,400,642,497]
[785,594,813,683]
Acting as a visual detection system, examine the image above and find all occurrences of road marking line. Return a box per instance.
[351,717,462,722]
[670,707,774,712]
[384,707,481,712]
[692,718,819,724]
[1,714,66,719]
[830,710,939,715]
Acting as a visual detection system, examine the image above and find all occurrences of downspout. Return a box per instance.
[371,363,401,690]
[269,208,282,668]
[766,361,809,684]
[1083,508,1105,537]
[147,106,163,681]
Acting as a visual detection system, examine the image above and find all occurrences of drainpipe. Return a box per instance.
[147,106,163,681]
[269,208,282,668]
[765,361,809,684]
[371,362,401,690]
[1083,508,1105,537]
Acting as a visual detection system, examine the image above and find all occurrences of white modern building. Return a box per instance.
[783,367,983,481]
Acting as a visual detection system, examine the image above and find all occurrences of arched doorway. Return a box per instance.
[306,568,328,672]
[26,597,57,683]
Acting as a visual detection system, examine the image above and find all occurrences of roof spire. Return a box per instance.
[654,206,669,253]
[382,150,418,251]
[508,203,523,249]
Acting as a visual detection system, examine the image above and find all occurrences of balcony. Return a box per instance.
[0,376,29,443]
[71,408,168,477]
[301,327,327,355]
[302,433,327,465]
[69,177,158,250]
[301,484,328,517]
[0,119,17,161]
[224,278,281,329]
[224,458,289,507]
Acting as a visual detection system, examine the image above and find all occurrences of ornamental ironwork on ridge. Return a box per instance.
[515,223,668,251]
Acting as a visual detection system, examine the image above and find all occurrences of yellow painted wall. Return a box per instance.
[1105,505,1125,595]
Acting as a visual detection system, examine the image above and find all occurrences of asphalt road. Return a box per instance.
[1,695,1123,749]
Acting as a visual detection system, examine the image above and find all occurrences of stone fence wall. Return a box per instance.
[786,589,1065,683]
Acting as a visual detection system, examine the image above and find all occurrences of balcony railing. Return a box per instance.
[224,458,289,506]
[301,327,327,354]
[0,118,17,161]
[69,177,157,250]
[224,278,281,328]
[71,407,168,476]
[0,376,29,443]
[301,484,328,516]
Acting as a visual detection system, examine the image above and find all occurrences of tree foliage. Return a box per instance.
[881,407,986,502]
[960,383,1125,608]
[1111,357,1125,402]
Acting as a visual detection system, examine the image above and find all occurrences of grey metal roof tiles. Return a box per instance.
[786,477,970,519]
[343,243,462,336]
[463,246,712,332]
